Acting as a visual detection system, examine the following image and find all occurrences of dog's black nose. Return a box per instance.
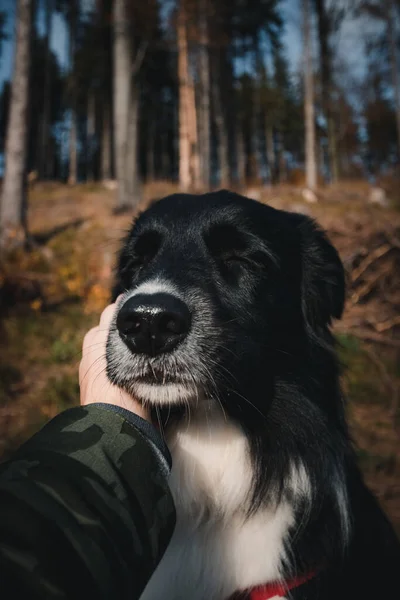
[116,293,191,356]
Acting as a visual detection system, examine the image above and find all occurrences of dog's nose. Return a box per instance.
[116,293,191,356]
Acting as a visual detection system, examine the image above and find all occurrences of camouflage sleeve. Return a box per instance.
[0,405,176,600]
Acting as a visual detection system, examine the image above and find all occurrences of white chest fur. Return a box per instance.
[140,403,294,600]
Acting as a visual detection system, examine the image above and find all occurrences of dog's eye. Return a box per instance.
[205,224,259,274]
[206,225,247,262]
[130,231,161,269]
[219,252,247,265]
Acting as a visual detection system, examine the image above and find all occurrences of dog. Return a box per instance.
[106,190,400,600]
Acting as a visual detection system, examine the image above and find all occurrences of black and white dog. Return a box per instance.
[107,190,400,600]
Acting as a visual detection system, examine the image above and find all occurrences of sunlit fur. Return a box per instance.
[107,191,400,600]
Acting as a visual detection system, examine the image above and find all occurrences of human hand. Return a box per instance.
[80,300,150,422]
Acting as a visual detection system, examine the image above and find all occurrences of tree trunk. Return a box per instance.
[303,0,317,191]
[198,0,211,188]
[0,0,33,246]
[101,98,112,181]
[314,0,339,183]
[147,113,155,182]
[125,81,141,205]
[251,48,263,184]
[68,106,78,185]
[212,59,229,187]
[177,2,200,189]
[188,68,200,188]
[385,0,400,162]
[250,85,262,184]
[113,0,131,208]
[177,4,191,189]
[67,1,78,185]
[276,130,287,183]
[38,0,53,180]
[265,125,275,183]
[161,133,170,179]
[86,92,95,182]
[236,124,246,186]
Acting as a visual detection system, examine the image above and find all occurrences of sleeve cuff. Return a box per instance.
[88,403,172,470]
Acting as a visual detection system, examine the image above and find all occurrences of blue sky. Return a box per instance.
[0,0,69,85]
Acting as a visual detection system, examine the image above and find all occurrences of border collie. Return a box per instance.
[106,190,400,600]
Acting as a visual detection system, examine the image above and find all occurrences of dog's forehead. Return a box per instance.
[143,192,245,223]
[134,191,285,236]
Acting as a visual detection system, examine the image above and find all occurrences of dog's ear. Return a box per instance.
[298,217,345,330]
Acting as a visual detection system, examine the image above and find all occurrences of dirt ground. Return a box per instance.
[0,181,399,536]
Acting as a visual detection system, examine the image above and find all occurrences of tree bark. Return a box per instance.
[113,0,131,208]
[198,0,211,188]
[385,0,400,163]
[177,2,200,190]
[314,0,339,183]
[265,125,275,183]
[67,1,78,185]
[276,130,287,183]
[68,106,78,185]
[188,68,200,188]
[126,80,141,205]
[161,133,170,179]
[177,4,191,189]
[101,98,112,181]
[0,0,33,245]
[250,85,262,184]
[236,124,246,186]
[86,92,95,182]
[251,48,263,184]
[212,58,229,187]
[38,0,54,180]
[147,114,155,182]
[303,0,317,191]
[38,0,54,179]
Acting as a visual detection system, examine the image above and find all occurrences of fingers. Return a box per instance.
[98,294,124,328]
[99,302,117,328]
[83,297,123,352]
[79,298,150,421]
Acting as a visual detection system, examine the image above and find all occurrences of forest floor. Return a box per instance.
[0,181,399,536]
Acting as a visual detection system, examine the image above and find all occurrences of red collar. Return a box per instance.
[231,571,316,600]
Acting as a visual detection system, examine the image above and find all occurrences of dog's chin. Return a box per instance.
[131,381,199,406]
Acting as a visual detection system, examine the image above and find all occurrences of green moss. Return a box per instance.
[336,333,361,354]
[3,304,96,368]
[337,333,390,407]
[356,448,382,469]
[50,335,81,363]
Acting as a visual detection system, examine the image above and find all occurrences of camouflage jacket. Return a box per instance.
[0,404,176,599]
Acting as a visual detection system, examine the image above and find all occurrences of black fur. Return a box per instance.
[110,190,400,599]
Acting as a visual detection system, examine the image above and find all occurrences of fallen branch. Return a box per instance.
[383,231,400,250]
[350,264,393,304]
[351,243,392,283]
[373,316,400,333]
